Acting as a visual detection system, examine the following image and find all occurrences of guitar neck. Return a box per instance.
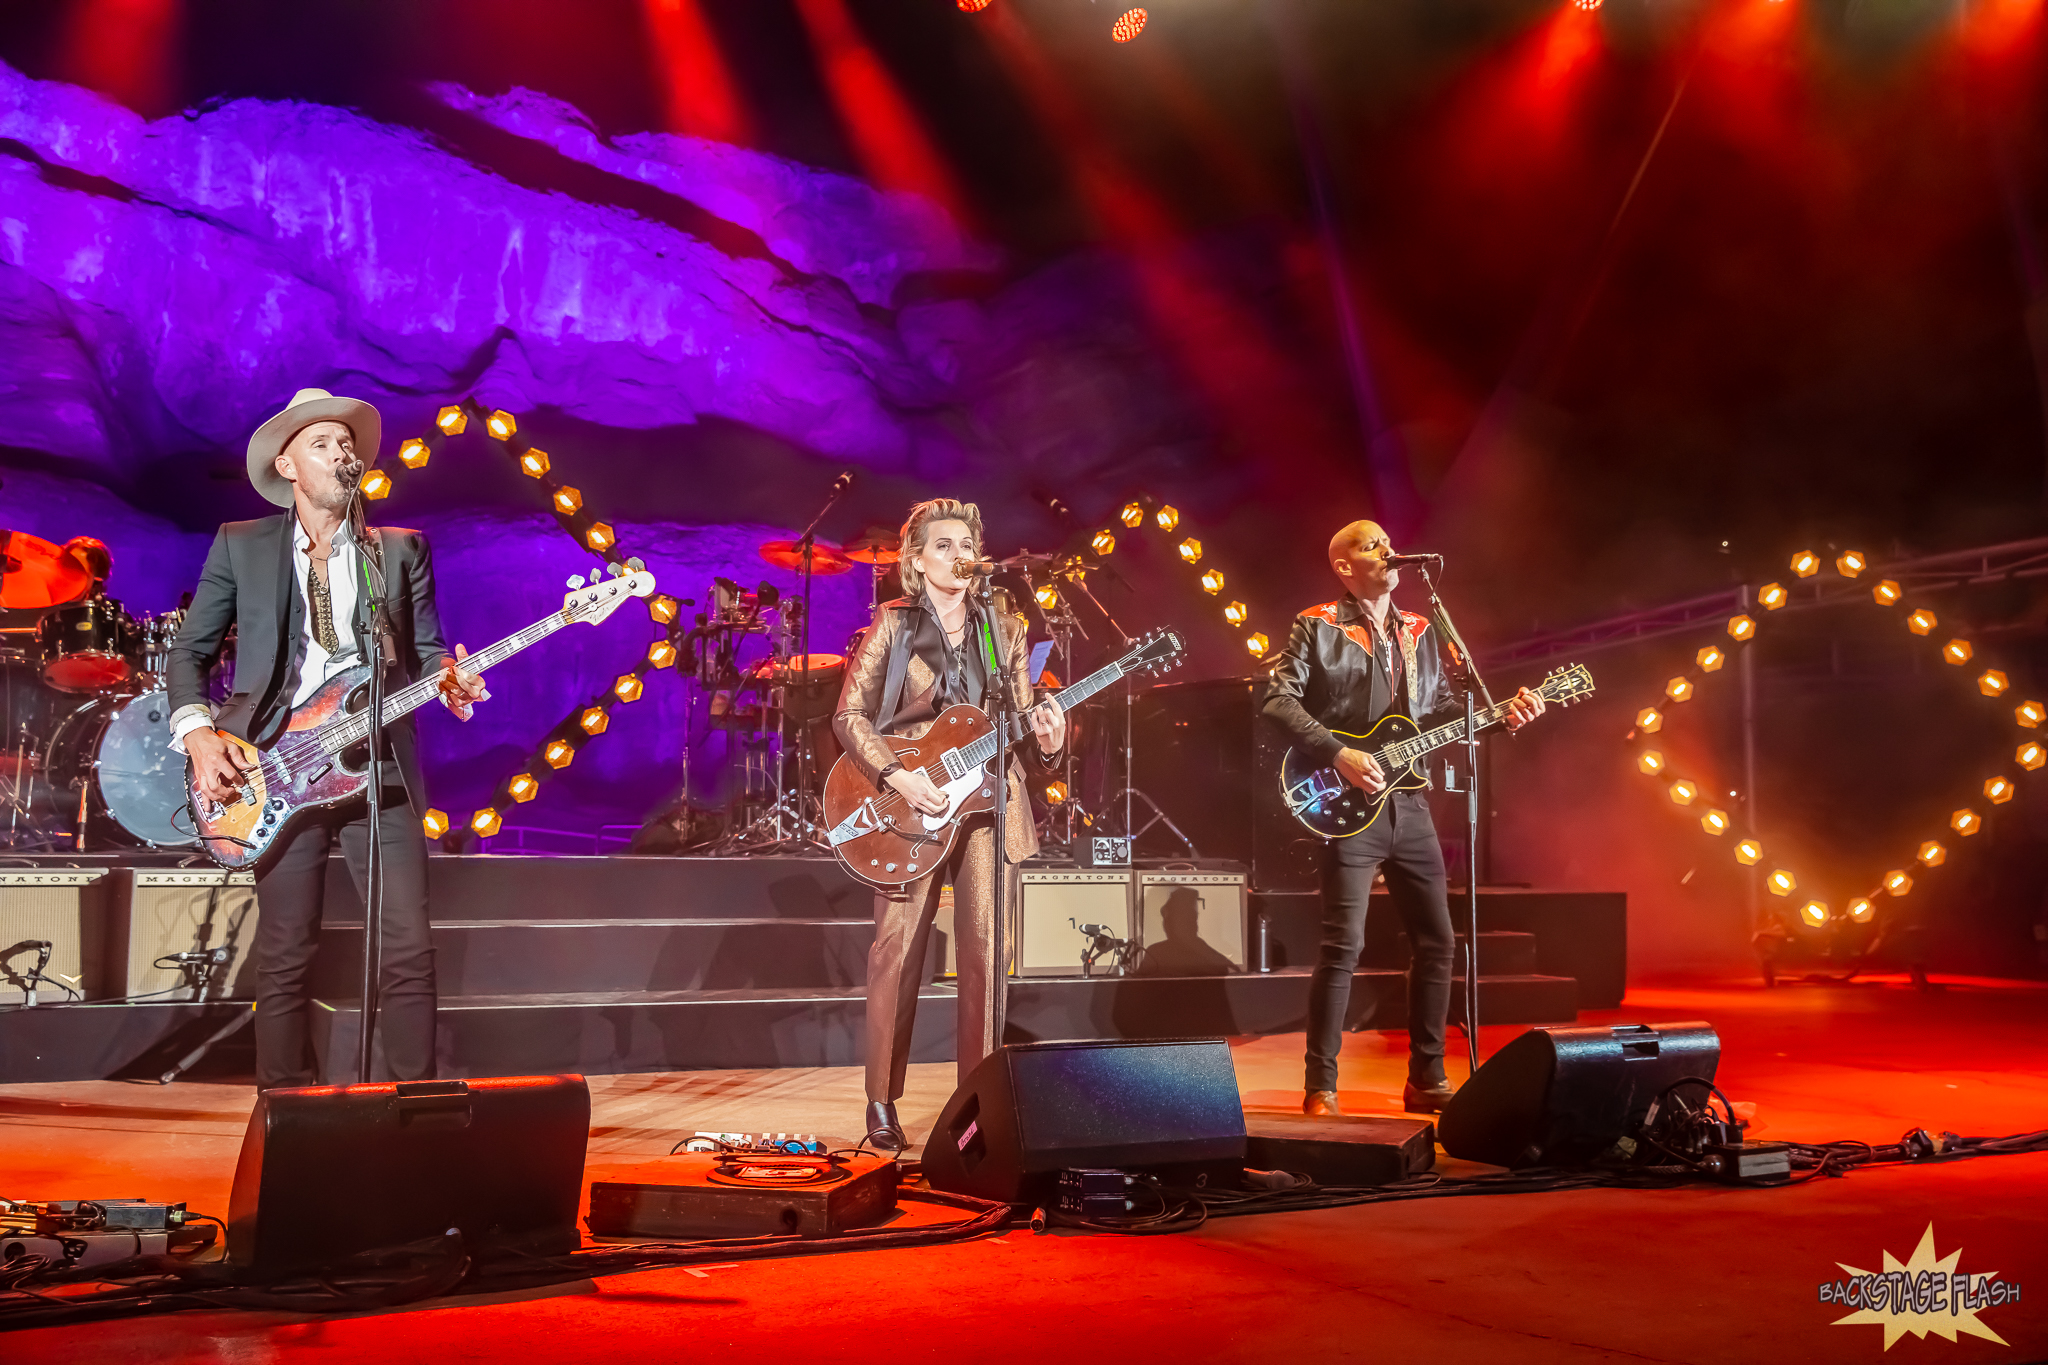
[1373,694,1522,771]
[322,608,572,750]
[957,657,1129,770]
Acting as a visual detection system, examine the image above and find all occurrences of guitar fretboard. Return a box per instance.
[954,657,1128,771]
[316,610,571,755]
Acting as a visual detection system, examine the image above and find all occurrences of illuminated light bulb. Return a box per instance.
[614,673,645,703]
[2017,700,2045,729]
[1091,529,1116,556]
[1917,840,1946,867]
[1245,632,1270,658]
[1044,781,1069,804]
[1951,808,1982,836]
[508,773,539,804]
[647,639,678,669]
[1573,0,1601,9]
[1700,807,1730,835]
[1872,579,1901,606]
[359,469,392,500]
[1834,550,1866,578]
[397,437,431,469]
[1735,838,1763,866]
[1847,898,1875,924]
[1637,707,1663,733]
[1883,869,1913,896]
[2019,741,2046,771]
[649,595,679,624]
[1789,550,1819,578]
[1224,601,1249,626]
[1697,645,1725,672]
[1727,615,1756,642]
[1178,537,1202,565]
[1767,869,1796,896]
[1798,900,1829,928]
[585,522,615,553]
[1201,568,1225,595]
[435,405,467,435]
[1034,584,1059,609]
[1907,608,1937,635]
[1120,501,1146,528]
[957,0,993,10]
[519,448,550,478]
[1110,6,1148,41]
[1154,505,1180,532]
[485,409,517,441]
[544,738,575,769]
[1637,750,1665,775]
[580,707,609,736]
[553,486,583,516]
[1942,639,1973,666]
[421,808,450,839]
[1985,776,2014,805]
[1668,779,1698,806]
[1979,670,2009,697]
[1758,582,1788,610]
[470,808,502,837]
[1666,677,1694,703]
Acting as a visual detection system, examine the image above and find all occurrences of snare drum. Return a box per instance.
[753,653,845,725]
[38,597,138,693]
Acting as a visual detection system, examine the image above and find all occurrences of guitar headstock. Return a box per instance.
[564,564,657,626]
[1538,661,1596,707]
[1122,627,1187,680]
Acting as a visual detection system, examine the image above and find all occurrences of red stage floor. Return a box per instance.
[5,976,2046,1364]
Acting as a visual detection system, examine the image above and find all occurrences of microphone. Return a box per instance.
[1381,553,1443,568]
[952,557,999,577]
[827,469,855,497]
[337,456,365,488]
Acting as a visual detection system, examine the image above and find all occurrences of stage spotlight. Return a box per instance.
[1637,750,1665,775]
[1666,677,1694,702]
[1917,840,1946,867]
[436,405,467,435]
[1224,601,1249,625]
[615,673,645,703]
[957,0,992,10]
[553,486,583,516]
[1246,632,1270,657]
[398,438,431,469]
[471,808,503,837]
[1943,639,1973,665]
[422,808,450,839]
[508,773,539,804]
[1758,582,1788,610]
[1798,900,1828,928]
[1872,579,1901,606]
[1790,550,1819,578]
[2019,741,2046,771]
[1636,707,1663,733]
[1120,501,1146,528]
[1697,645,1725,672]
[519,448,550,478]
[649,595,680,624]
[586,522,616,553]
[1951,808,1982,836]
[1979,670,2009,697]
[359,469,392,501]
[580,707,609,735]
[2019,701,2046,729]
[647,639,678,669]
[1155,505,1180,532]
[1034,584,1059,609]
[1668,779,1698,805]
[1883,869,1912,896]
[1573,0,1602,9]
[1986,775,2015,804]
[485,409,517,441]
[545,738,575,769]
[1201,568,1225,595]
[1178,537,1202,564]
[1700,807,1730,835]
[1768,869,1796,896]
[1044,781,1068,804]
[1092,529,1117,556]
[1111,7,1148,41]
[1727,615,1756,641]
[1847,898,1875,924]
[1907,608,1936,635]
[1835,550,1866,578]
[1735,838,1763,865]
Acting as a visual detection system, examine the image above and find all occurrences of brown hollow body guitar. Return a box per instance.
[186,568,656,871]
[824,627,1185,887]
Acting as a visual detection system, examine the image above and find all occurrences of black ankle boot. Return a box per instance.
[864,1100,907,1152]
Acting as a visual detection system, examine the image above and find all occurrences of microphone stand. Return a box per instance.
[1416,562,1489,1078]
[348,479,395,1085]
[971,573,1014,1050]
[789,472,854,850]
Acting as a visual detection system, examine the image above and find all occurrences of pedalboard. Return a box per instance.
[589,1153,898,1240]
[1701,1141,1792,1184]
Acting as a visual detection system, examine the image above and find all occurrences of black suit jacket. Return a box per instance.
[166,514,453,816]
[1260,594,1458,767]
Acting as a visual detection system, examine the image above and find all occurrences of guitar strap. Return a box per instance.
[875,602,917,736]
[1398,612,1421,714]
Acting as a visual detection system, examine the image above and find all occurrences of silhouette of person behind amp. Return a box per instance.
[1136,887,1238,976]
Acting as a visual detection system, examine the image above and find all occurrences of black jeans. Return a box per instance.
[1304,791,1453,1092]
[252,793,435,1089]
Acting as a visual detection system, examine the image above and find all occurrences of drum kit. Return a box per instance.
[1,530,223,853]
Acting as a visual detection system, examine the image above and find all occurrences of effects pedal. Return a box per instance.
[675,1132,827,1155]
[1700,1141,1792,1184]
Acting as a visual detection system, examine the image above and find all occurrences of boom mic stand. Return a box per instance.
[346,472,396,1085]
[969,574,1016,1048]
[787,471,855,851]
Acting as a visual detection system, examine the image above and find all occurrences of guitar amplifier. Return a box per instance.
[0,869,115,1002]
[1016,870,1133,976]
[112,869,260,1000]
[1134,871,1246,975]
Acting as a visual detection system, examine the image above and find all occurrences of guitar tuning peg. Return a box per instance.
[627,556,645,573]
[567,574,585,589]
[608,561,626,578]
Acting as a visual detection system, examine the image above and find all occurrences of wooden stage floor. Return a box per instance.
[4,977,2046,1364]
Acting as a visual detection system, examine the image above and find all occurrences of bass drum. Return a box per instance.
[44,689,199,848]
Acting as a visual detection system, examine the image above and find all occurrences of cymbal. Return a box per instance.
[841,527,901,565]
[0,530,92,609]
[1000,550,1062,569]
[759,539,853,575]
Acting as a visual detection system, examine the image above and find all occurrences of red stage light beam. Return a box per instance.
[54,0,182,116]
[639,0,752,144]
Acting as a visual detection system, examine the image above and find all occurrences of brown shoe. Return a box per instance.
[1402,1079,1456,1114]
[1303,1090,1342,1117]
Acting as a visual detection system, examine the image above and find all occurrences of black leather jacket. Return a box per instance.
[1260,595,1458,765]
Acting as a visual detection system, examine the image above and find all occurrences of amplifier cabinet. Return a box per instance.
[1016,870,1133,977]
[113,869,259,1000]
[0,870,114,1002]
[1134,870,1247,975]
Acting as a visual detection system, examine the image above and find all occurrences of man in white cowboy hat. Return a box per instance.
[166,387,486,1089]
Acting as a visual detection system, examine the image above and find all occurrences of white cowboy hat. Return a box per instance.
[245,388,382,509]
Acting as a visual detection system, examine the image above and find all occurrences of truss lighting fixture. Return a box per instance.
[1798,901,1828,928]
[1201,568,1225,595]
[1636,707,1663,734]
[1700,807,1730,835]
[1768,869,1796,896]
[1044,781,1068,804]
[1835,550,1866,578]
[2018,741,2046,771]
[470,808,502,837]
[1154,505,1180,533]
[1790,550,1819,578]
[1224,601,1249,626]
[422,809,450,839]
[1091,529,1116,556]
[1917,840,1947,867]
[1666,677,1694,703]
[1985,776,2015,804]
[1178,537,1202,565]
[1245,632,1270,658]
[1034,584,1059,609]
[1120,501,1146,528]
[580,707,609,736]
[1872,579,1901,606]
[1111,7,1148,41]
[586,522,616,553]
[1847,898,1875,924]
[647,640,678,669]
[649,594,680,625]
[1908,608,1937,636]
[508,773,539,804]
[1883,869,1912,896]
[1697,645,1725,672]
[1727,615,1756,642]
[485,409,517,441]
[1951,808,1982,836]
[1979,670,2009,697]
[359,469,392,500]
[2019,701,2046,729]
[519,448,550,478]
[1758,582,1788,610]
[1668,779,1698,805]
[398,438,431,469]
[1943,639,1973,665]
[614,674,645,703]
[436,405,468,435]
[545,739,575,769]
[553,486,583,516]
[1637,750,1665,775]
[1735,838,1763,865]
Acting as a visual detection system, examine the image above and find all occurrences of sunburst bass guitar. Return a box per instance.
[1280,662,1596,839]
[187,567,656,871]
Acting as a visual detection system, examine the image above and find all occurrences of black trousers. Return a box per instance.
[1305,790,1454,1092]
[252,792,435,1089]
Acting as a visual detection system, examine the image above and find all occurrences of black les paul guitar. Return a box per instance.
[1279,662,1596,839]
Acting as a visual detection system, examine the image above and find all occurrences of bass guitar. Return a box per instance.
[824,627,1186,887]
[188,566,656,870]
[1280,661,1595,839]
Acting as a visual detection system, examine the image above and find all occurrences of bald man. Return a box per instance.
[1261,520,1544,1116]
